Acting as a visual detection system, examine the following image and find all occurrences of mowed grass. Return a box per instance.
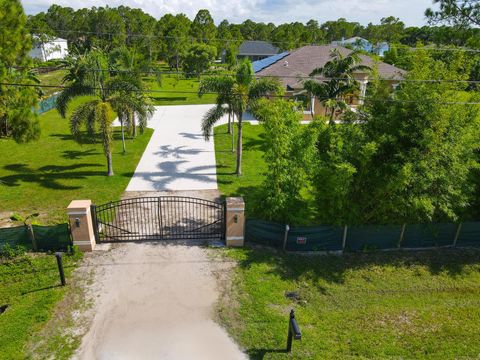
[145,73,217,106]
[214,123,267,211]
[37,69,68,97]
[0,252,82,359]
[219,247,480,359]
[0,97,153,224]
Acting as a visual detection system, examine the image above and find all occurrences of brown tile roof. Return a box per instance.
[256,45,406,89]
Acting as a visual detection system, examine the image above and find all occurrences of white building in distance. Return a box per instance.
[29,37,68,62]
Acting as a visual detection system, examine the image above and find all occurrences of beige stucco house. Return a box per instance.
[255,45,406,120]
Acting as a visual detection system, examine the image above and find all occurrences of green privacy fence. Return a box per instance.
[245,219,480,252]
[0,224,72,251]
[34,93,60,114]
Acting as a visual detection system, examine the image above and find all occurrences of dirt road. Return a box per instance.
[74,243,246,360]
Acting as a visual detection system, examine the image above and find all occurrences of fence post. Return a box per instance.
[342,226,348,252]
[453,223,462,247]
[55,252,66,286]
[27,224,37,251]
[67,200,96,252]
[225,197,245,247]
[398,224,406,248]
[283,224,290,252]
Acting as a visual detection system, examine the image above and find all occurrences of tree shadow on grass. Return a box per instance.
[236,245,480,287]
[246,348,288,360]
[243,132,267,152]
[62,149,100,160]
[1,163,105,190]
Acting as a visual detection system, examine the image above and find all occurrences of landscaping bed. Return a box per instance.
[218,246,480,359]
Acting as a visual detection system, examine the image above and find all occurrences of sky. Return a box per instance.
[21,0,435,27]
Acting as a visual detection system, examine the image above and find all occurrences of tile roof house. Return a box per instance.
[256,45,405,120]
[238,40,280,62]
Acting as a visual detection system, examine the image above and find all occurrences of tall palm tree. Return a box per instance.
[109,46,155,142]
[56,50,148,176]
[199,75,236,151]
[303,49,371,124]
[200,60,282,176]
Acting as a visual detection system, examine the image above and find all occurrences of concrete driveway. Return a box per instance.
[124,105,229,192]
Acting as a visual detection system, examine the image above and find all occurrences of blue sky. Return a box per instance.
[21,0,435,26]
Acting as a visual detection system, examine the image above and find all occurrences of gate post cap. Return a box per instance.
[226,197,245,209]
[67,200,92,212]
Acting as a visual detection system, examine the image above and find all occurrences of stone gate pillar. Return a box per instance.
[67,200,96,252]
[225,197,245,247]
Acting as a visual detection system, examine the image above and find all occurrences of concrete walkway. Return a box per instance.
[75,243,246,360]
[124,105,229,192]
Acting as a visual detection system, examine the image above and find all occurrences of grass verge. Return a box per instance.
[0,96,153,224]
[219,246,480,359]
[0,251,82,359]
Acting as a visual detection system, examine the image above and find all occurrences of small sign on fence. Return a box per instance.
[296,237,307,245]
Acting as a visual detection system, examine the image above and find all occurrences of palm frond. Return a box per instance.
[199,76,234,98]
[56,83,95,118]
[201,105,229,141]
[248,77,283,99]
[69,100,99,142]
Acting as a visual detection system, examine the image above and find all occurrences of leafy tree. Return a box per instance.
[468,59,480,90]
[190,9,217,46]
[156,14,191,70]
[303,49,371,123]
[0,0,39,143]
[224,46,238,69]
[321,18,363,42]
[200,60,283,176]
[426,0,480,26]
[255,99,316,223]
[56,50,149,175]
[183,43,216,79]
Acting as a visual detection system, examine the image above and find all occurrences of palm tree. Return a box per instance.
[200,60,282,176]
[303,49,371,124]
[56,49,148,176]
[109,46,155,143]
[199,75,236,151]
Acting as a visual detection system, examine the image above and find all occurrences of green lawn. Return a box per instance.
[214,123,267,212]
[0,97,153,225]
[219,247,480,359]
[0,251,82,359]
[145,73,217,106]
[37,69,68,97]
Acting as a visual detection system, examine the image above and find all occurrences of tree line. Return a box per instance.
[26,5,480,64]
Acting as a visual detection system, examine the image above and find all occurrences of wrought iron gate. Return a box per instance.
[91,197,225,242]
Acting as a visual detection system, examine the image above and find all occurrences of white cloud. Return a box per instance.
[21,0,433,26]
